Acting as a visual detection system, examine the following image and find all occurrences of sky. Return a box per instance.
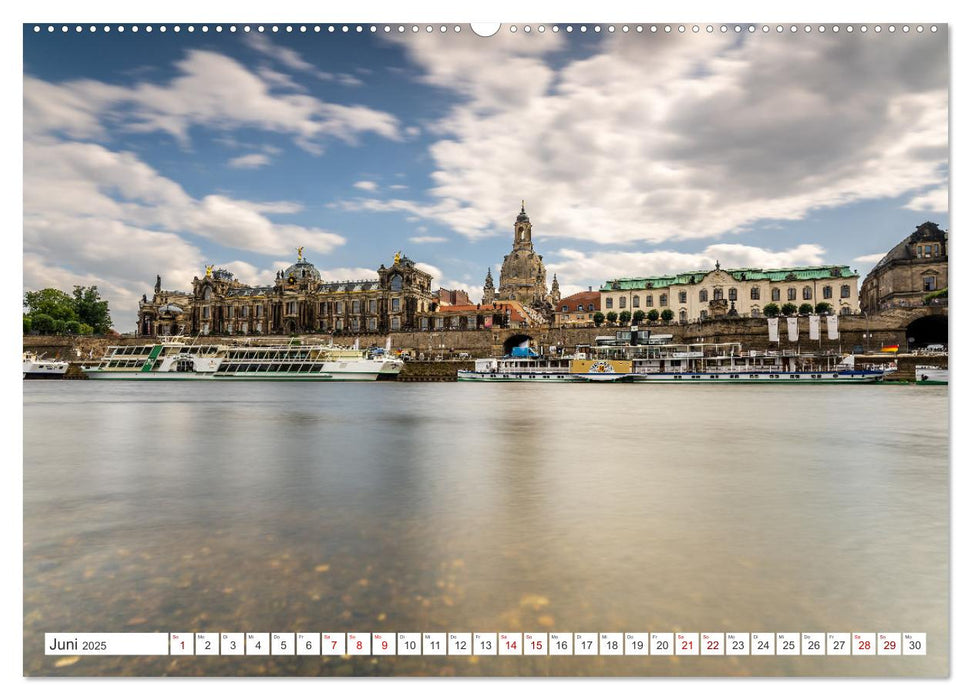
[23,23,949,331]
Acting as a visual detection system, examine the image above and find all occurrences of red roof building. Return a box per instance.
[554,291,601,327]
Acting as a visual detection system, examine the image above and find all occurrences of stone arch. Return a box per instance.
[905,315,947,348]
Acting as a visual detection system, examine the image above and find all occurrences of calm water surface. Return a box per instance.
[23,382,949,676]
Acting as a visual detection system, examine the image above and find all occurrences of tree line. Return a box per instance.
[23,286,113,335]
[589,302,835,327]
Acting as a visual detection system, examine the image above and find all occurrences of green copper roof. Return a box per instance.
[600,266,857,291]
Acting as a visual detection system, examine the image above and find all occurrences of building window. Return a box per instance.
[619,296,626,309]
[562,305,568,312]
[787,288,796,301]
[678,291,687,304]
[823,286,832,299]
[699,289,708,302]
[771,288,780,302]
[646,295,653,307]
[713,288,723,301]
[241,322,248,334]
[633,295,640,308]
[420,317,428,330]
[352,300,360,314]
[369,299,377,314]
[840,306,851,315]
[934,244,940,256]
[435,317,444,329]
[923,276,937,291]
[729,288,737,301]
[679,309,687,322]
[467,315,476,328]
[227,323,233,334]
[336,301,344,314]
[751,287,760,300]
[336,318,343,330]
[367,317,377,331]
[390,274,403,291]
[606,297,613,309]
[286,301,296,314]
[391,297,401,312]
[700,310,708,320]
[802,286,812,300]
[660,294,668,307]
[391,317,401,330]
[202,306,210,319]
[351,318,360,331]
[840,284,851,298]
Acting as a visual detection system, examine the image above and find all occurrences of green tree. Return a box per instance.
[606,311,618,324]
[24,288,76,322]
[72,285,112,334]
[619,310,632,325]
[593,311,605,327]
[660,309,674,322]
[23,316,31,334]
[31,314,55,334]
[762,303,780,317]
[78,323,94,335]
[798,303,814,316]
[646,308,660,322]
[814,302,833,315]
[632,309,646,324]
[781,303,798,316]
[65,320,82,334]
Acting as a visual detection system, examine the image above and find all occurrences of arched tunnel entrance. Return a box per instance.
[906,315,948,349]
[503,334,534,355]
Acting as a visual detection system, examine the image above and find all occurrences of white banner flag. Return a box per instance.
[827,314,839,340]
[768,317,779,342]
[787,317,799,342]
[809,315,820,340]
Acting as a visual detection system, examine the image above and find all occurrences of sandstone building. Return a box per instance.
[486,203,560,314]
[600,262,860,324]
[860,221,948,313]
[138,251,434,337]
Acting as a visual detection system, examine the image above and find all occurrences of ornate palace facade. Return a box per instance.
[138,252,434,337]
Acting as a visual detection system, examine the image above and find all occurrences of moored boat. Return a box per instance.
[82,337,402,381]
[23,352,69,379]
[915,365,948,385]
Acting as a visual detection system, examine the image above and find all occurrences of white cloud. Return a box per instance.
[25,50,402,152]
[546,243,829,285]
[409,235,447,244]
[853,253,887,264]
[389,184,408,191]
[318,267,379,282]
[415,262,443,281]
[228,153,272,169]
[904,187,949,212]
[354,180,379,191]
[380,30,947,244]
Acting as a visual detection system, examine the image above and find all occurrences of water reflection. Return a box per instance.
[24,382,948,676]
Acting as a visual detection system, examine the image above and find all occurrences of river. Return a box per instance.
[23,381,949,676]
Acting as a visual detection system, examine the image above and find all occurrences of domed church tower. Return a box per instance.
[496,201,551,310]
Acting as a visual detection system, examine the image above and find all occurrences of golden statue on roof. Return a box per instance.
[296,246,304,261]
[394,251,401,265]
[205,264,213,277]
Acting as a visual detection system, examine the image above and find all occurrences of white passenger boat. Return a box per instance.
[915,365,948,385]
[82,337,402,381]
[458,331,892,384]
[23,352,69,379]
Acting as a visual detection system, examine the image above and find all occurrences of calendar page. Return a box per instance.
[21,0,952,686]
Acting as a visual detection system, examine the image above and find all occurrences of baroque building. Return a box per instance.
[138,251,434,337]
[860,222,948,312]
[600,262,860,324]
[487,203,560,313]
